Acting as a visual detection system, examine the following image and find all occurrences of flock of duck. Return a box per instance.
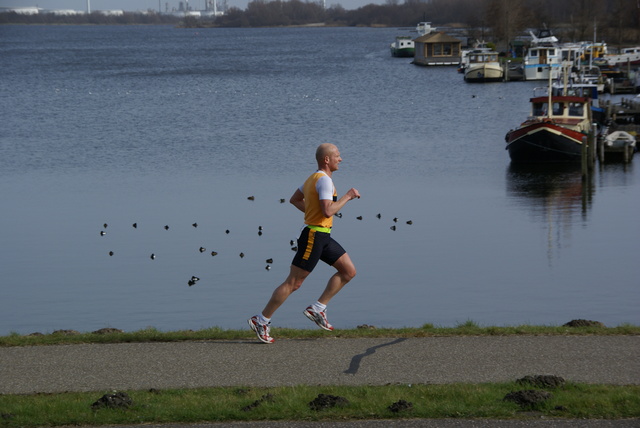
[99,196,413,286]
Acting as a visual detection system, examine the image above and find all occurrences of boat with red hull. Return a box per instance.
[505,87,593,163]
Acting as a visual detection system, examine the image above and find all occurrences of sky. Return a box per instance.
[0,0,382,12]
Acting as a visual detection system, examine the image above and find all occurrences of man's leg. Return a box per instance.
[318,252,356,305]
[303,253,356,331]
[262,265,310,319]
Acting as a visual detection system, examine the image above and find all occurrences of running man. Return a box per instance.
[248,143,360,343]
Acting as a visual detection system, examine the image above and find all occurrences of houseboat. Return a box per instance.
[412,32,462,66]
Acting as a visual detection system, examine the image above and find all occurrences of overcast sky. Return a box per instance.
[0,0,382,12]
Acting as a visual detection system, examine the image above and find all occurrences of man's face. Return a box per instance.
[327,148,342,171]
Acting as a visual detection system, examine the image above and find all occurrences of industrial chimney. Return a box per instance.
[87,0,91,14]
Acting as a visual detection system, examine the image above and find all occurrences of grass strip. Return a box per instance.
[2,321,639,347]
[0,383,639,427]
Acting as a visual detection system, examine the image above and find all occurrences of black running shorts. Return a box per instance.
[291,226,346,272]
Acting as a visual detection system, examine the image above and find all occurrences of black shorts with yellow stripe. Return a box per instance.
[292,226,346,272]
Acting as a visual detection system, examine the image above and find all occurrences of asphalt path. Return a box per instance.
[2,336,638,394]
[3,336,639,427]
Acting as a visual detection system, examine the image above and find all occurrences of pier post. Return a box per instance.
[589,124,597,167]
[599,133,605,161]
[582,135,588,179]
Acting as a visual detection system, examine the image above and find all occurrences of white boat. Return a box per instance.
[390,36,415,58]
[559,64,606,93]
[604,131,636,150]
[458,41,492,73]
[464,51,504,82]
[522,28,574,81]
[602,130,637,161]
[523,45,562,80]
[529,29,558,45]
[596,46,640,67]
[416,22,434,36]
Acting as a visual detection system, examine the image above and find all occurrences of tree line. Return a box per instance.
[2,0,639,47]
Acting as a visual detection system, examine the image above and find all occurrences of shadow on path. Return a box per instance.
[344,338,407,375]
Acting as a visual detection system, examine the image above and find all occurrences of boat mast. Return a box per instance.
[590,18,596,70]
[547,66,552,117]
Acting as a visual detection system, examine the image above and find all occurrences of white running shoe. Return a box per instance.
[248,316,275,344]
[303,306,334,331]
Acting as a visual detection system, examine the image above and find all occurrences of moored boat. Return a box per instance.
[595,46,640,67]
[604,131,636,150]
[523,44,561,80]
[416,21,434,36]
[390,36,415,58]
[464,51,504,82]
[522,29,564,81]
[505,78,594,163]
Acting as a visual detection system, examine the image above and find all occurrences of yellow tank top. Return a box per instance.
[302,172,337,229]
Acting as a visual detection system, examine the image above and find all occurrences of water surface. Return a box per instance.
[0,25,638,335]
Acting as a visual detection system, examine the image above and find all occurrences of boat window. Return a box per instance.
[533,102,547,116]
[530,50,538,57]
[552,102,564,115]
[568,103,584,116]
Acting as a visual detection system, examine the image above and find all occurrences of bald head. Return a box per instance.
[316,143,337,165]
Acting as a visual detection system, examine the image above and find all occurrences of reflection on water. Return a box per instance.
[506,164,595,264]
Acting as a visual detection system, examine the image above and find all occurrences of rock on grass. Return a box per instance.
[388,399,413,413]
[309,394,349,410]
[517,375,565,389]
[91,392,133,410]
[503,390,552,408]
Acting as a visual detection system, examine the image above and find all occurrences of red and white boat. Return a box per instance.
[505,80,594,163]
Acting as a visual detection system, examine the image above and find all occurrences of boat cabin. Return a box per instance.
[468,52,499,64]
[523,46,561,80]
[529,95,591,132]
[412,32,462,66]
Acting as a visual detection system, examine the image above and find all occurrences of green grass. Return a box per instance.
[0,383,638,427]
[2,322,638,347]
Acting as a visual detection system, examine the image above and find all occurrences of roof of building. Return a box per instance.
[414,32,462,44]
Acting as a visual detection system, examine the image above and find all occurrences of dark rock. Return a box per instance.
[503,390,552,408]
[563,319,605,328]
[309,394,349,411]
[91,392,133,410]
[92,328,124,335]
[388,399,413,413]
[27,332,44,337]
[516,375,565,389]
[357,324,376,329]
[52,330,80,336]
